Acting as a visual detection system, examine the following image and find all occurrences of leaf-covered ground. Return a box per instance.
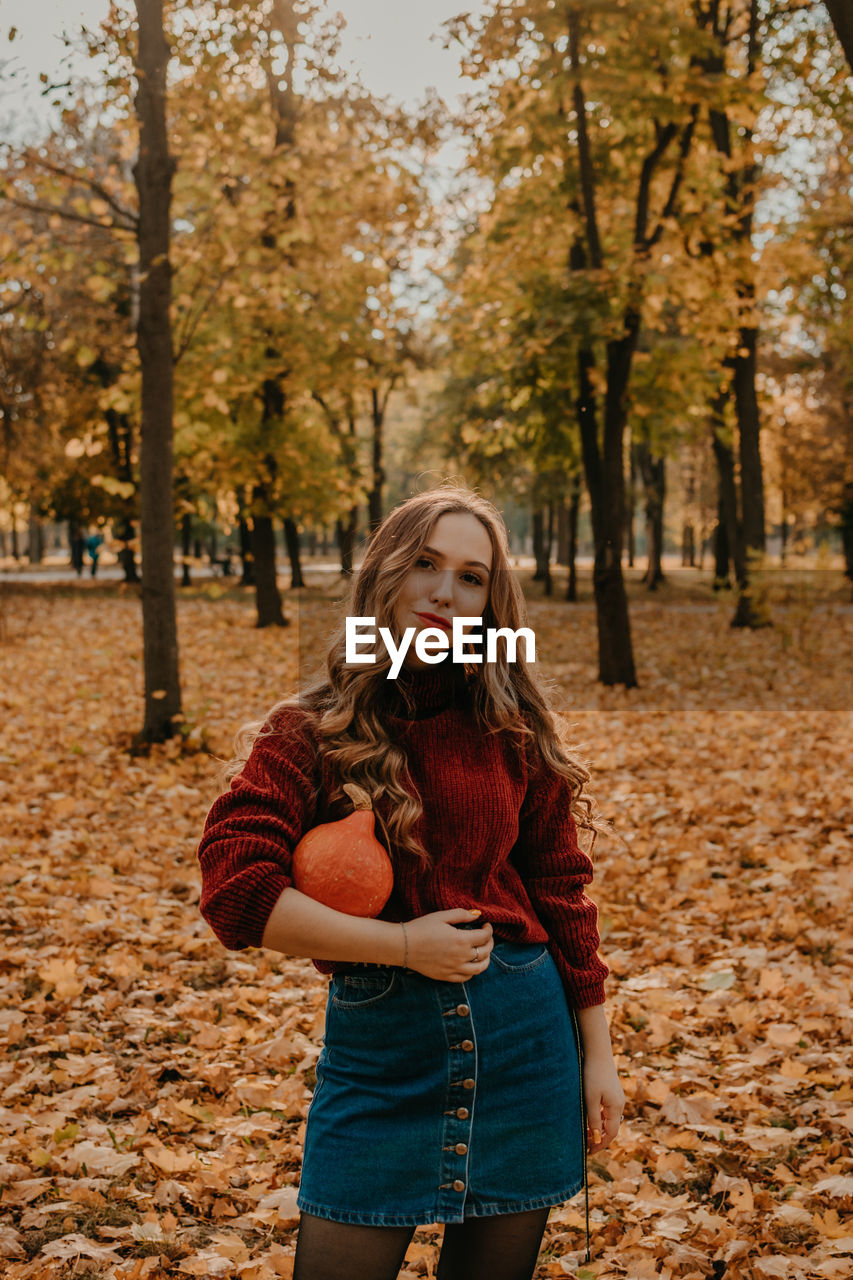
[1,578,851,1279]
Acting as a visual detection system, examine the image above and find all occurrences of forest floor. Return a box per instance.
[0,575,851,1280]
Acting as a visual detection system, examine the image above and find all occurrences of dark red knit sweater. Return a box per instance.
[197,662,609,1009]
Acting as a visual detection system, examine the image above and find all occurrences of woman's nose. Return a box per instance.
[429,570,455,607]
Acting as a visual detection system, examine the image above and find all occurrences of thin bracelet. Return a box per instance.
[401,922,409,969]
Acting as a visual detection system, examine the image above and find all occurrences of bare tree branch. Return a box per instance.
[567,8,604,270]
[0,192,136,234]
[172,270,235,365]
[22,150,138,228]
[646,105,700,249]
[634,121,679,249]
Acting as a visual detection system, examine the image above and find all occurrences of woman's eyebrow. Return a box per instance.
[422,545,492,574]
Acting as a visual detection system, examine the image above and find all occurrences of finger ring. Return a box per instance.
[473,946,479,962]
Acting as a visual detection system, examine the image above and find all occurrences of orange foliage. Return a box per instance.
[0,581,851,1278]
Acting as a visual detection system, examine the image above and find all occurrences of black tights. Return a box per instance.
[293,1207,551,1280]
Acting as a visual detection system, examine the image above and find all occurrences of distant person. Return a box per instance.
[86,530,104,578]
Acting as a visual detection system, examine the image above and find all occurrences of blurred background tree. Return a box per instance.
[0,0,850,706]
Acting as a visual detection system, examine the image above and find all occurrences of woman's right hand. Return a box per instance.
[404,909,494,982]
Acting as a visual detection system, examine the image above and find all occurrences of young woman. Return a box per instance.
[197,486,624,1280]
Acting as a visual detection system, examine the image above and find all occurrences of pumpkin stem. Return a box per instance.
[342,782,373,811]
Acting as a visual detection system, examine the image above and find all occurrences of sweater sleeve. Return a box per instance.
[196,710,321,950]
[511,742,609,1010]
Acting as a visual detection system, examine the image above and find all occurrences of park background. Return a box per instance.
[1,1,852,1278]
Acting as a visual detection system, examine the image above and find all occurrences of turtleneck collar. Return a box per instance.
[381,658,470,720]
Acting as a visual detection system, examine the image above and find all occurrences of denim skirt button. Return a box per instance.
[297,942,584,1227]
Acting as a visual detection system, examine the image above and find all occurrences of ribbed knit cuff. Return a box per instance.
[201,866,293,952]
[550,946,608,1011]
[241,871,293,949]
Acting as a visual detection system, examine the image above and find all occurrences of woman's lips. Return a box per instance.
[415,612,452,631]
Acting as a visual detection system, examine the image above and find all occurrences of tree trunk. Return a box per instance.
[713,512,730,587]
[838,482,853,583]
[563,13,641,687]
[705,0,769,628]
[283,516,304,588]
[598,352,639,684]
[646,459,665,589]
[250,427,287,625]
[134,0,181,745]
[627,438,636,567]
[69,522,83,574]
[27,515,43,564]
[105,404,140,583]
[779,473,788,567]
[565,473,581,602]
[732,321,766,559]
[780,512,787,566]
[712,421,767,625]
[117,518,140,583]
[723,434,769,626]
[709,389,738,595]
[543,502,554,596]
[238,514,255,586]
[712,431,744,585]
[180,512,192,587]
[576,341,638,688]
[556,498,568,566]
[825,0,853,72]
[682,457,697,567]
[564,0,694,687]
[367,385,386,534]
[681,522,694,568]
[251,491,288,628]
[252,412,284,596]
[532,507,546,581]
[248,0,297,621]
[635,439,666,589]
[337,508,358,575]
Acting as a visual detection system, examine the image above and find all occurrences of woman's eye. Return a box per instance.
[416,558,483,587]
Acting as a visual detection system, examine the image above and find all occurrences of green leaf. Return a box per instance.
[700,971,736,990]
[53,1122,80,1144]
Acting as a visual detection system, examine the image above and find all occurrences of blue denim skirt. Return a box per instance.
[297,940,585,1227]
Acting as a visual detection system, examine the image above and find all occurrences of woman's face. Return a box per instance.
[394,512,493,670]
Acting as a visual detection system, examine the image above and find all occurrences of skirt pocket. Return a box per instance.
[489,941,548,973]
[331,969,396,1009]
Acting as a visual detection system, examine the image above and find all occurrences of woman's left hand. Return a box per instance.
[583,1053,625,1154]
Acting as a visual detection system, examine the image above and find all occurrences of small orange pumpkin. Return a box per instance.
[291,782,394,917]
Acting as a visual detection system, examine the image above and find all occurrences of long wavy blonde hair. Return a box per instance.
[223,483,606,863]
